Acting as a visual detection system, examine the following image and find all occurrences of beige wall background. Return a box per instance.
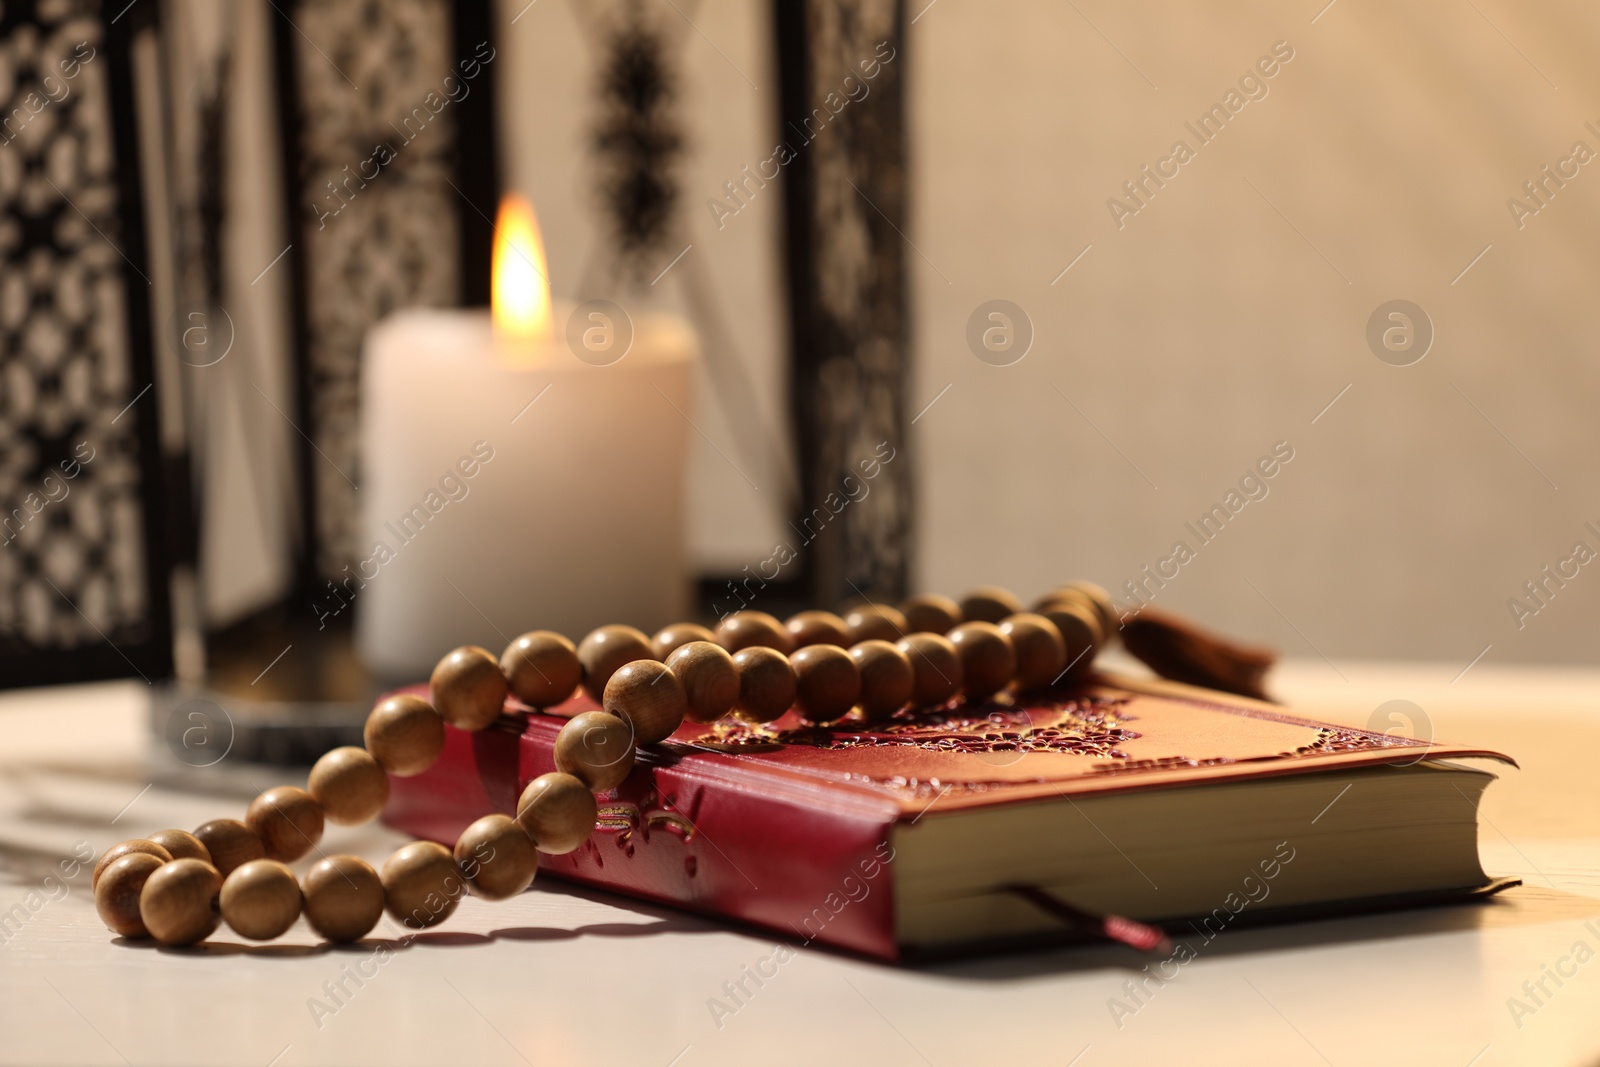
[340,0,1600,672]
[908,0,1600,669]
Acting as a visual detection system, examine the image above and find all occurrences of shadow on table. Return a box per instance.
[109,879,720,959]
[533,873,1600,982]
[106,870,1600,973]
[916,885,1600,981]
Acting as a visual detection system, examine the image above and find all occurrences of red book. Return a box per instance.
[383,672,1515,961]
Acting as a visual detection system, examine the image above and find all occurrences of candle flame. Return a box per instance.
[492,193,552,345]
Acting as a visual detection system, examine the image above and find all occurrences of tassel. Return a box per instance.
[1117,606,1277,702]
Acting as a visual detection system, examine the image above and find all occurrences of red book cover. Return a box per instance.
[382,672,1513,961]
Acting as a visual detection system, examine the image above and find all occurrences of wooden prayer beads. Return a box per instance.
[897,633,962,707]
[516,773,598,855]
[1000,613,1068,691]
[104,578,1114,950]
[95,852,164,937]
[455,814,539,900]
[501,630,583,707]
[959,586,1024,624]
[381,841,463,930]
[193,819,264,878]
[309,747,390,826]
[650,621,716,661]
[302,856,384,943]
[430,645,509,731]
[843,603,907,645]
[1065,581,1116,635]
[784,610,850,649]
[602,659,687,745]
[730,646,797,723]
[553,710,637,791]
[93,839,171,887]
[139,858,222,946]
[364,694,446,776]
[666,641,740,723]
[220,859,302,941]
[791,644,861,723]
[947,621,1017,701]
[850,640,915,721]
[577,624,653,700]
[1035,599,1102,681]
[714,610,793,655]
[245,786,324,863]
[146,829,210,864]
[900,593,962,635]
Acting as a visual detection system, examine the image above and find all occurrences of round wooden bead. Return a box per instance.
[220,859,302,941]
[577,624,654,700]
[948,621,1017,701]
[363,694,446,777]
[791,644,861,723]
[515,772,598,855]
[1063,580,1116,635]
[714,610,793,655]
[94,852,165,937]
[193,819,264,878]
[381,841,464,931]
[139,858,222,946]
[146,829,210,865]
[731,646,797,724]
[430,645,509,731]
[501,630,583,707]
[959,586,1024,624]
[897,632,963,707]
[308,746,390,826]
[1033,585,1089,614]
[603,659,688,745]
[666,641,740,723]
[554,711,637,791]
[245,786,325,863]
[849,640,915,721]
[1000,613,1068,690]
[455,814,539,900]
[1036,598,1103,681]
[651,621,716,661]
[93,839,172,887]
[900,593,962,635]
[302,855,384,943]
[1038,582,1116,635]
[784,610,850,649]
[843,603,908,645]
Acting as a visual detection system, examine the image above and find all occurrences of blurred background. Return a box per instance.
[1,0,1595,749]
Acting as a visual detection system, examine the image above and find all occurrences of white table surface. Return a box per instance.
[1,659,1597,1067]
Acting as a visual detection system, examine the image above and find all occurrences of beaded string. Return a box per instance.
[92,583,1113,946]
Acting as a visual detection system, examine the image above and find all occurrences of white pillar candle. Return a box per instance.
[351,197,697,680]
[354,305,696,679]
